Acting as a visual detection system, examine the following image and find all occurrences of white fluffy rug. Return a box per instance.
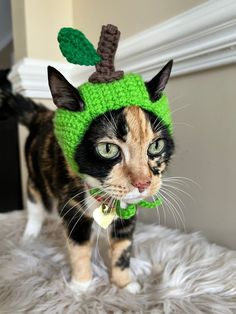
[0,211,236,314]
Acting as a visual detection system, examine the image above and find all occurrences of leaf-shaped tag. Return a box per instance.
[58,27,101,66]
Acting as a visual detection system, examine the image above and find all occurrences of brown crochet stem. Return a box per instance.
[89,24,124,83]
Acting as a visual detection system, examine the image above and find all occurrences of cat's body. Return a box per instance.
[0,61,174,293]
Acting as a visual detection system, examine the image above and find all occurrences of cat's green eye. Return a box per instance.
[148,139,165,157]
[96,143,120,159]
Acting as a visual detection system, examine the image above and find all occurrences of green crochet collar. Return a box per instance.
[89,188,162,220]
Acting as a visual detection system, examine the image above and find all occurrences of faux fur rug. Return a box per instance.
[0,211,236,314]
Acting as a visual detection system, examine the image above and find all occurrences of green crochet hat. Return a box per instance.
[53,24,173,172]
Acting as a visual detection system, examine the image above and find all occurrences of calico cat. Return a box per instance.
[1,60,174,294]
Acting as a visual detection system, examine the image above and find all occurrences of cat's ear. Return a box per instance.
[145,60,173,102]
[47,66,84,111]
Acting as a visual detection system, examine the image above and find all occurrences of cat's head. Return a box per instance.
[48,61,174,203]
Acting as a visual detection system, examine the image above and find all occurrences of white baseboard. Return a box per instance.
[8,0,236,99]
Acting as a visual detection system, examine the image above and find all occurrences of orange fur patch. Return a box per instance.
[110,239,132,287]
[67,240,92,282]
[105,106,162,198]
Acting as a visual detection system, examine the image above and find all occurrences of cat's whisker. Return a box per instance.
[52,191,97,233]
[162,183,195,201]
[151,196,161,225]
[112,197,126,229]
[160,197,167,225]
[103,112,117,134]
[94,226,102,263]
[160,189,186,227]
[162,179,187,187]
[102,188,126,199]
[106,226,112,251]
[64,201,94,239]
[64,187,114,233]
[59,189,87,216]
[162,176,200,188]
[152,103,191,131]
[108,195,118,239]
[161,186,185,209]
[160,188,186,228]
[170,103,191,115]
[153,118,165,133]
[158,192,176,228]
[107,197,118,234]
[67,191,111,229]
[169,95,183,104]
[158,191,179,229]
[57,188,107,230]
[65,193,111,246]
[64,193,105,230]
[109,111,119,132]
[66,191,112,243]
[60,191,96,221]
[171,122,194,129]
[158,190,186,231]
[156,125,168,133]
[59,185,102,216]
[65,210,90,247]
[152,117,161,131]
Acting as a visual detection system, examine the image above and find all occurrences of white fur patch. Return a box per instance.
[22,200,45,241]
[124,282,141,294]
[121,188,148,206]
[68,279,92,294]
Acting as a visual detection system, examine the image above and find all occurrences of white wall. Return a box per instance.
[11,0,73,61]
[0,0,12,50]
[140,64,236,250]
[73,0,205,43]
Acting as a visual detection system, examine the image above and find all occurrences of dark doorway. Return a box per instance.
[0,69,23,212]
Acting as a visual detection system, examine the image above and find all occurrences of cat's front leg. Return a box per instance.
[67,239,93,293]
[59,201,93,293]
[110,216,140,294]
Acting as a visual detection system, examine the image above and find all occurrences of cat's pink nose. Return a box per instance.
[132,178,151,193]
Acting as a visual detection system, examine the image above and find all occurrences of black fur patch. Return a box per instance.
[115,245,132,270]
[25,119,53,211]
[110,216,136,240]
[61,204,93,244]
[0,91,47,126]
[74,109,127,180]
[75,107,174,181]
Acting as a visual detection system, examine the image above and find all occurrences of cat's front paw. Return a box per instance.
[124,281,141,294]
[68,278,92,294]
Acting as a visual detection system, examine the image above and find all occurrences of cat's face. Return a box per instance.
[48,60,174,202]
[75,106,174,202]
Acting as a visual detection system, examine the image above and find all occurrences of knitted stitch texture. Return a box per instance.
[89,24,124,83]
[116,203,136,219]
[54,73,173,172]
[58,28,101,66]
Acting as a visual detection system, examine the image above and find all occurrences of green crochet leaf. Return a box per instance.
[58,27,101,66]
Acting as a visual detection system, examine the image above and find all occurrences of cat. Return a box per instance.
[0,60,174,294]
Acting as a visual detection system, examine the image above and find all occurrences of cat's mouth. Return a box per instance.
[121,189,149,203]
[84,176,160,205]
[84,175,161,204]
[89,184,158,206]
